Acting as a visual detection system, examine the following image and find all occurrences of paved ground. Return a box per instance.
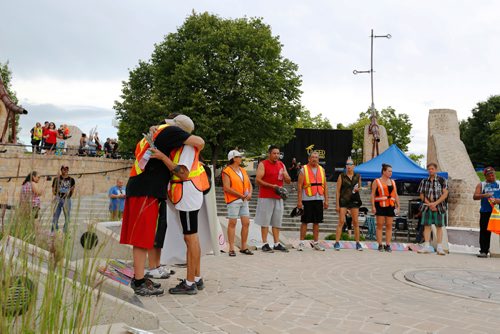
[138,248,500,334]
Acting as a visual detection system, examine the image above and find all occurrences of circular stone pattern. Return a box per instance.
[404,269,500,303]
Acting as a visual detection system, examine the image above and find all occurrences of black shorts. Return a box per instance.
[180,210,199,235]
[153,200,167,248]
[301,200,323,224]
[375,203,396,217]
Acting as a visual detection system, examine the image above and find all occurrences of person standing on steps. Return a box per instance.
[371,163,400,252]
[296,151,328,251]
[222,149,254,257]
[334,157,363,251]
[254,145,291,253]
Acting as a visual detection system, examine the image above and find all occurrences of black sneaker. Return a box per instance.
[273,243,289,253]
[131,279,164,296]
[169,279,198,295]
[196,278,205,290]
[145,278,161,289]
[384,244,392,253]
[378,244,384,252]
[262,243,274,253]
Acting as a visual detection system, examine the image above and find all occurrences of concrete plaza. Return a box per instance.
[137,247,500,334]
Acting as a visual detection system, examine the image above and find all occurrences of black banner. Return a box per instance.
[281,128,353,181]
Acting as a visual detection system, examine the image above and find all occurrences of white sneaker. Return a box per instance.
[312,242,325,251]
[159,265,176,275]
[297,242,305,251]
[436,246,446,256]
[145,267,170,279]
[418,245,435,254]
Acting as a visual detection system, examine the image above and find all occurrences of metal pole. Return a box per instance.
[370,29,374,112]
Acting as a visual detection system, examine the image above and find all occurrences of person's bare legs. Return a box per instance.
[350,208,360,242]
[147,248,162,269]
[385,217,393,244]
[376,216,385,245]
[312,223,320,242]
[261,226,269,244]
[272,227,280,243]
[184,234,200,282]
[436,226,443,244]
[133,247,147,280]
[423,225,432,243]
[227,218,237,251]
[300,223,308,240]
[336,208,347,242]
[240,216,250,250]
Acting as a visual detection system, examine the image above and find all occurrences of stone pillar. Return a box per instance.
[427,109,480,227]
[362,124,389,162]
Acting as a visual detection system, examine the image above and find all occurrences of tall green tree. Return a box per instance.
[0,61,21,141]
[346,106,412,152]
[115,12,303,165]
[295,107,332,129]
[459,95,500,167]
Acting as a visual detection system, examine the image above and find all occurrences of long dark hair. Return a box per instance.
[381,163,392,174]
[22,171,38,185]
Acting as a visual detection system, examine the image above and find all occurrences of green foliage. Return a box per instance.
[408,153,424,166]
[346,106,413,153]
[460,95,500,167]
[295,107,332,129]
[325,232,366,241]
[304,233,314,240]
[115,12,303,163]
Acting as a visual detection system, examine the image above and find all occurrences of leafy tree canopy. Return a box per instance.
[346,106,413,153]
[295,107,332,129]
[115,12,303,165]
[459,95,500,167]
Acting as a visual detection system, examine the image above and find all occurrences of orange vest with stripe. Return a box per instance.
[302,164,326,197]
[168,146,210,204]
[487,198,500,235]
[129,124,170,177]
[374,178,396,207]
[222,165,251,204]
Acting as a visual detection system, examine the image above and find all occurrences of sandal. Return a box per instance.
[239,249,254,255]
[229,250,236,257]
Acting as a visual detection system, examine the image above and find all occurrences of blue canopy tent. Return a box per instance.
[354,144,448,181]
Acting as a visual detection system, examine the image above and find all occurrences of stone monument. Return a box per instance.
[427,109,480,228]
[0,74,28,144]
[362,110,389,162]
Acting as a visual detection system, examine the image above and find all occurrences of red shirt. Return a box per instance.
[45,129,58,144]
[259,159,285,199]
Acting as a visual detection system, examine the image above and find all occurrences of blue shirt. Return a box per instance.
[109,185,125,212]
[480,181,500,213]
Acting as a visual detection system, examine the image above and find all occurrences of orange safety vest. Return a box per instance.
[374,178,396,207]
[129,124,170,177]
[487,198,500,235]
[222,165,251,204]
[302,164,325,197]
[168,146,210,204]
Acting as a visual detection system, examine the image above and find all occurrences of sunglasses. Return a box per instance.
[346,163,354,166]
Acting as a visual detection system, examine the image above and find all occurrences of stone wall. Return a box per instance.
[427,109,480,227]
[0,148,132,204]
[362,124,389,162]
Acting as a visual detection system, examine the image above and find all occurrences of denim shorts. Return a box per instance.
[227,200,250,219]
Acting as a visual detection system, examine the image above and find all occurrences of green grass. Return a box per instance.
[0,201,107,333]
[477,171,500,181]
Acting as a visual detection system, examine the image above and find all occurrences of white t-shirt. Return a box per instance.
[169,145,203,211]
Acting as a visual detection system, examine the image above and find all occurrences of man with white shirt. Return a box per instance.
[166,144,209,295]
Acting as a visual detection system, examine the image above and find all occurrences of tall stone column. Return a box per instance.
[427,109,480,227]
[362,124,389,162]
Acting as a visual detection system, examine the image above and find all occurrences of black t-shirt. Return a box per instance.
[104,142,112,153]
[126,126,191,199]
[52,176,76,198]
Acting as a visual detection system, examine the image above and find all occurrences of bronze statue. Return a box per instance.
[0,74,28,143]
[367,109,380,159]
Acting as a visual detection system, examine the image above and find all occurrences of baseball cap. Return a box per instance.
[228,150,243,160]
[484,167,495,176]
[165,114,195,134]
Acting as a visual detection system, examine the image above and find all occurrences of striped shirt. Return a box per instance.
[417,175,448,214]
[20,182,41,208]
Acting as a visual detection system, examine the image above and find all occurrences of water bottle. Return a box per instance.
[352,183,359,194]
[138,149,152,170]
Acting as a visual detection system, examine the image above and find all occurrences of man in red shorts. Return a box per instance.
[120,114,204,296]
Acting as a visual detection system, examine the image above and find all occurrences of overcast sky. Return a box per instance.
[2,0,499,158]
